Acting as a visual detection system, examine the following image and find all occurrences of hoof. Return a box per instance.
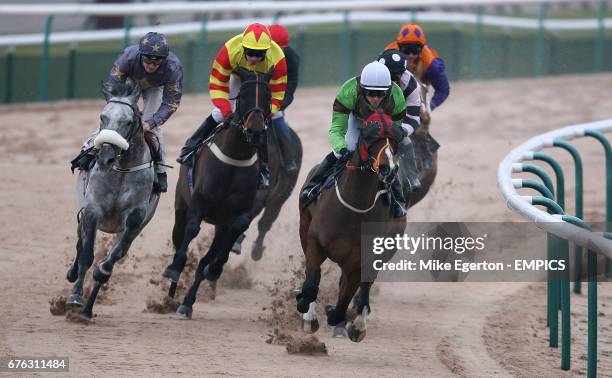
[230,240,242,255]
[163,267,180,282]
[65,293,83,307]
[176,305,192,320]
[92,264,111,284]
[347,321,366,342]
[79,308,93,320]
[251,245,265,261]
[66,262,78,283]
[332,322,348,339]
[300,318,320,334]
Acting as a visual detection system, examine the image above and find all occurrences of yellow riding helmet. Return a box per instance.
[396,23,427,46]
[241,23,272,50]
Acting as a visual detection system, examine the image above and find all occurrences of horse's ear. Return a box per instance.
[234,66,250,81]
[101,81,112,101]
[264,66,274,82]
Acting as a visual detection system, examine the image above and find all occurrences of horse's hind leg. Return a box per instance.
[66,210,97,309]
[251,196,286,261]
[81,208,146,319]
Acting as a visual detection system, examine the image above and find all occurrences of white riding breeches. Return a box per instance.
[83,86,166,173]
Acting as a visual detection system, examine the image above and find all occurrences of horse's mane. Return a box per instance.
[103,79,139,99]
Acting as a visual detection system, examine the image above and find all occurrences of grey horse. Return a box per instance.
[66,80,160,319]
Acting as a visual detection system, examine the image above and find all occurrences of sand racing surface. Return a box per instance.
[0,74,611,377]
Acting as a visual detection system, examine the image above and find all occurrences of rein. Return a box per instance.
[336,138,393,213]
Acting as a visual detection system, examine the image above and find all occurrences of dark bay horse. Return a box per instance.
[236,121,302,261]
[296,111,406,342]
[66,80,159,319]
[404,79,439,208]
[162,67,272,319]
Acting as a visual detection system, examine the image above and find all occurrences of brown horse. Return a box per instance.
[404,79,439,208]
[162,67,272,319]
[296,111,406,342]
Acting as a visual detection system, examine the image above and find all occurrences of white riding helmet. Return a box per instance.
[359,61,392,90]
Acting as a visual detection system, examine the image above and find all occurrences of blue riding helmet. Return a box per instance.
[139,32,170,58]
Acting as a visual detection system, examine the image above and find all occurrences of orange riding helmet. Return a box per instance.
[396,23,427,46]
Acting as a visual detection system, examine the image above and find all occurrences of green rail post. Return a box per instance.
[451,25,462,81]
[184,35,195,94]
[533,152,565,210]
[4,46,14,104]
[471,7,483,80]
[196,13,208,93]
[584,129,612,277]
[67,42,77,100]
[559,216,593,371]
[534,3,547,77]
[553,139,584,294]
[410,10,417,23]
[514,178,553,199]
[530,196,564,349]
[123,16,133,48]
[594,0,606,73]
[340,11,351,84]
[273,12,281,24]
[40,15,54,102]
[520,163,555,196]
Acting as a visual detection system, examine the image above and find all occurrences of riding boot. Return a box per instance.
[70,147,97,173]
[275,124,297,172]
[390,178,407,218]
[299,152,337,203]
[153,172,168,193]
[399,141,422,192]
[176,114,218,166]
[258,138,270,190]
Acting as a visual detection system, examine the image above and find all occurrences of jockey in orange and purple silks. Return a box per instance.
[385,23,450,112]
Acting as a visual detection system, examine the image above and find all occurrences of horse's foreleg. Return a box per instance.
[163,204,202,297]
[66,210,97,308]
[325,267,360,330]
[66,220,83,283]
[81,209,145,319]
[296,239,326,318]
[177,224,236,319]
[346,282,372,342]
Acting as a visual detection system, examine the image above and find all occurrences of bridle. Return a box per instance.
[346,138,394,174]
[230,75,271,145]
[99,99,153,172]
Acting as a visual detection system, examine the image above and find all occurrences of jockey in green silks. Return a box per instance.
[300,61,414,218]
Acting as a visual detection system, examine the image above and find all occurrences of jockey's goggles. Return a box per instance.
[398,43,423,56]
[363,89,388,98]
[244,48,267,59]
[142,55,164,65]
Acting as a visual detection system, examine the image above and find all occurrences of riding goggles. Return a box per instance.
[363,89,388,98]
[398,43,423,56]
[244,48,267,59]
[142,55,164,66]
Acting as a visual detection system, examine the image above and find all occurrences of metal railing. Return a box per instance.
[498,118,612,377]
